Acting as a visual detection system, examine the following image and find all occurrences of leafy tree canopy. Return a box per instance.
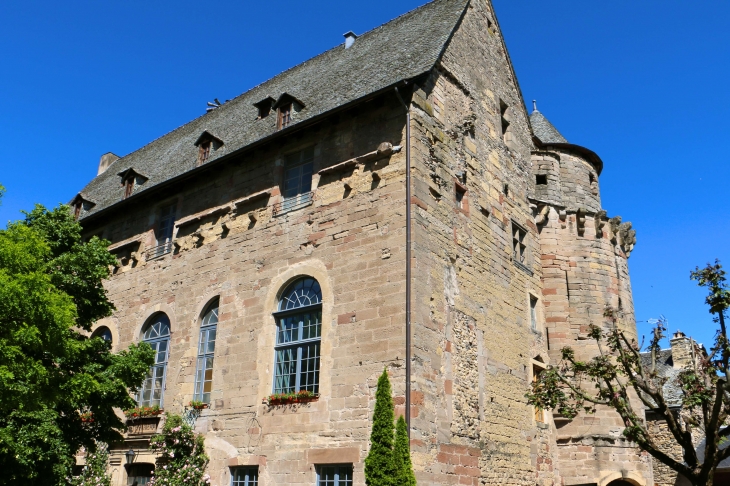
[0,203,154,485]
[528,260,730,486]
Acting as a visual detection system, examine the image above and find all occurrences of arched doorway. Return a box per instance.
[607,481,636,486]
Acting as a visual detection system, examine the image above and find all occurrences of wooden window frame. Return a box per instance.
[277,103,292,130]
[198,140,212,166]
[194,300,219,404]
[531,360,547,424]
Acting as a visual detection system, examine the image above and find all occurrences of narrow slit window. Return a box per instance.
[536,174,547,185]
[533,364,545,423]
[194,300,218,404]
[512,223,527,264]
[530,296,538,330]
[455,184,466,209]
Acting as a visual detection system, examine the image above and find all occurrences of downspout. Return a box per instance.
[394,85,412,438]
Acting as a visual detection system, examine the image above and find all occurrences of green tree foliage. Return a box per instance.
[149,414,210,486]
[528,260,730,486]
[393,416,416,486]
[0,204,154,485]
[365,369,396,486]
[66,442,112,486]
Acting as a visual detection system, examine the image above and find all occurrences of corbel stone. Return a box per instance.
[558,209,567,229]
[618,222,637,257]
[609,216,622,244]
[594,210,607,238]
[534,204,550,227]
[576,208,586,236]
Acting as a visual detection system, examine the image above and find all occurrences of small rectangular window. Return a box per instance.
[231,467,258,486]
[127,464,154,486]
[536,174,547,185]
[455,184,466,209]
[530,295,538,330]
[512,223,527,264]
[533,365,545,423]
[317,465,353,486]
[278,103,292,129]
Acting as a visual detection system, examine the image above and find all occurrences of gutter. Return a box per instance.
[394,85,412,438]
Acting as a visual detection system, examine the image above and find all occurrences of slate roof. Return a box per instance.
[529,110,568,144]
[639,348,683,408]
[75,0,469,219]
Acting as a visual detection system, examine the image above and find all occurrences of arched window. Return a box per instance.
[92,326,112,344]
[137,314,170,408]
[273,278,322,394]
[194,299,218,404]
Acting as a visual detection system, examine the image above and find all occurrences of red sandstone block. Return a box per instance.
[459,454,479,467]
[444,379,453,395]
[337,312,356,324]
[454,466,478,477]
[441,444,469,455]
[436,452,456,465]
[411,390,425,405]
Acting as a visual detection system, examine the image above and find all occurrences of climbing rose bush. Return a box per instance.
[66,442,112,486]
[149,414,209,486]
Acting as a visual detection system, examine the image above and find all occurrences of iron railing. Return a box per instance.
[272,192,313,217]
[145,241,173,260]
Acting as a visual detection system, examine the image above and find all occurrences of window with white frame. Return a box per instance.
[137,314,170,407]
[273,277,322,394]
[231,466,258,486]
[194,299,218,404]
[317,465,353,486]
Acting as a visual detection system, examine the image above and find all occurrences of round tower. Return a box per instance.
[530,105,648,485]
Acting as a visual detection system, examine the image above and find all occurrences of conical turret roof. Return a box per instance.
[529,109,568,144]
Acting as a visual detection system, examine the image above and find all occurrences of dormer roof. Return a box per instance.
[272,93,305,110]
[117,167,148,182]
[194,130,224,147]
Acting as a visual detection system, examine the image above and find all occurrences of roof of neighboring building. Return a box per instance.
[529,109,568,144]
[75,0,470,219]
[639,348,683,408]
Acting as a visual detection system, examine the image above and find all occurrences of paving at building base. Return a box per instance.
[72,0,657,484]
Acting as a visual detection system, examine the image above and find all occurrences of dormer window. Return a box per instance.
[118,168,148,200]
[278,103,292,129]
[199,141,211,164]
[70,194,96,220]
[254,97,276,119]
[273,93,305,131]
[194,131,224,166]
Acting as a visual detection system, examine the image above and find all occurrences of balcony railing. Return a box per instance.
[145,241,173,260]
[272,192,313,217]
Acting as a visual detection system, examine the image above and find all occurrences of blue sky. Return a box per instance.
[0,0,727,350]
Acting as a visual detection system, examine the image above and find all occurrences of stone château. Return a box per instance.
[72,0,647,484]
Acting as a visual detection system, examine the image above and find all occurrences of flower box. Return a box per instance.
[124,405,164,420]
[188,400,209,411]
[263,390,319,406]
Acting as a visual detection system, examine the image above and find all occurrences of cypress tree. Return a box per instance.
[393,415,417,486]
[365,368,396,486]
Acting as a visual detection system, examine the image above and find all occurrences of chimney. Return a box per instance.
[670,330,693,369]
[344,31,357,49]
[98,152,120,176]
